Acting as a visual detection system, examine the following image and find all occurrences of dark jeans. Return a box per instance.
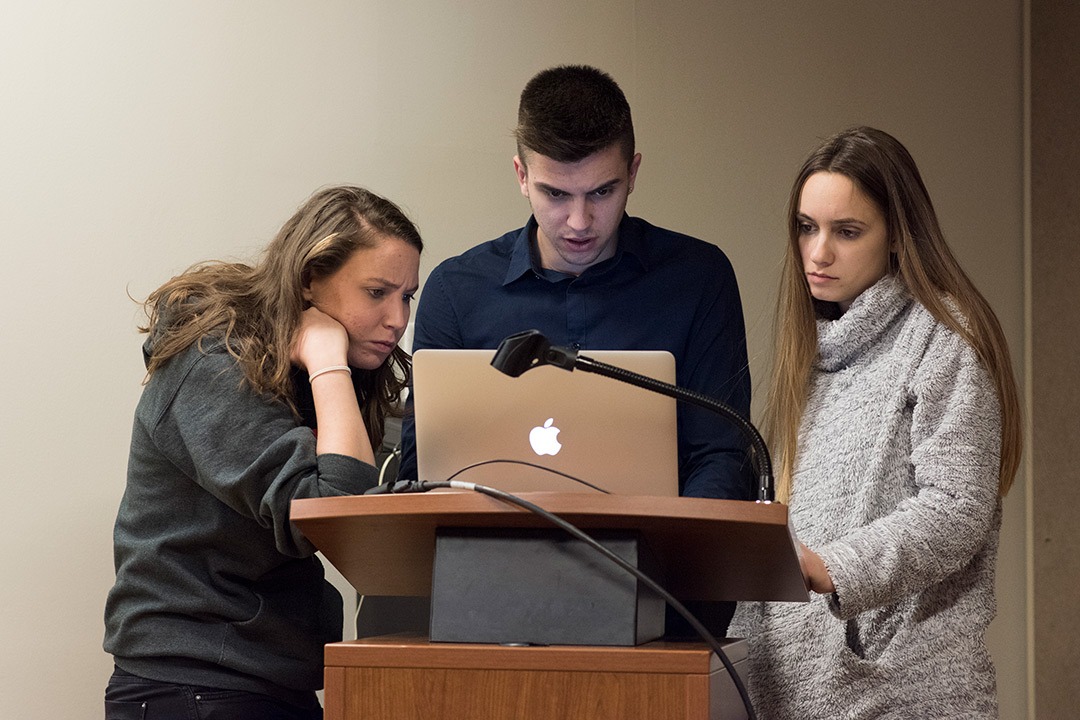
[104,667,322,720]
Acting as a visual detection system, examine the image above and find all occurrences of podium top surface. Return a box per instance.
[325,632,746,674]
[292,491,808,603]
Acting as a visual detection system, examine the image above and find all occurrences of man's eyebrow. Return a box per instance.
[588,178,621,193]
[534,177,622,195]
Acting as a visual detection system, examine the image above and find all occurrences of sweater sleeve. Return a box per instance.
[818,324,1002,619]
[147,345,379,557]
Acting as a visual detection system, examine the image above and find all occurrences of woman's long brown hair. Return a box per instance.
[765,127,1021,502]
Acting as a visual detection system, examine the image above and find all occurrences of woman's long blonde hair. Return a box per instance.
[141,185,423,449]
[764,127,1021,502]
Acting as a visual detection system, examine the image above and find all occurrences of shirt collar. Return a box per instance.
[502,214,647,286]
[503,218,539,285]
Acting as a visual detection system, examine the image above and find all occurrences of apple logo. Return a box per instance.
[529,417,563,456]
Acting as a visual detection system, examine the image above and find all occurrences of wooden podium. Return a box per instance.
[291,491,807,719]
[321,633,749,720]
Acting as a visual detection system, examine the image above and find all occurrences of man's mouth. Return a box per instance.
[563,236,596,247]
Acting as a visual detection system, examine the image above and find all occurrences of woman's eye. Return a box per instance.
[798,223,815,234]
[839,228,860,239]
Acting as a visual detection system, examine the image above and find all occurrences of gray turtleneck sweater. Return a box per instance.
[730,276,1003,719]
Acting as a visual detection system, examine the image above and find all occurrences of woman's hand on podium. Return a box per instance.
[797,542,836,595]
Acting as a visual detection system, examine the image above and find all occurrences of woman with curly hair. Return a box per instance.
[103,185,422,719]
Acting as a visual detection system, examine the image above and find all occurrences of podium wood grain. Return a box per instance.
[323,634,748,720]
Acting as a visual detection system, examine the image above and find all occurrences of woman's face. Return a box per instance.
[796,171,891,312]
[304,234,420,370]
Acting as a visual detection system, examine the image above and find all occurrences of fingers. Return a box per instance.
[292,307,349,371]
[797,541,811,590]
[798,543,836,595]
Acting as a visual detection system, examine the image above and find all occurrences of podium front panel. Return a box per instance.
[323,634,749,720]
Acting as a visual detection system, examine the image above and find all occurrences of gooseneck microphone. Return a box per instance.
[491,329,775,503]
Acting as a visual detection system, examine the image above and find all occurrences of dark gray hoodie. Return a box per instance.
[104,333,377,705]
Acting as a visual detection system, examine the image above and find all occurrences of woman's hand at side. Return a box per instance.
[292,306,375,465]
[799,542,836,595]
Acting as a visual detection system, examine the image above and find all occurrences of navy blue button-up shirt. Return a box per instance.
[400,215,753,500]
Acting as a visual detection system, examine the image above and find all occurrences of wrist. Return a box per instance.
[308,365,351,382]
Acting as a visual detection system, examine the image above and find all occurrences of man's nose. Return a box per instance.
[566,198,591,231]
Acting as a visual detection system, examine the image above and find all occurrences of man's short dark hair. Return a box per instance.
[515,65,635,167]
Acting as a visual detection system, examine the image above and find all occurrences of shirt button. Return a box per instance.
[571,342,581,350]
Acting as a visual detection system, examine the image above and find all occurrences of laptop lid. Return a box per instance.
[412,348,679,496]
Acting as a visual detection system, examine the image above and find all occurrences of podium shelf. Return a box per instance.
[292,491,808,602]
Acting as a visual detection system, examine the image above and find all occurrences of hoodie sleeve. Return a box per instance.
[142,342,379,557]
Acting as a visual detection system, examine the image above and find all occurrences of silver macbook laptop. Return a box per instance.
[412,348,679,496]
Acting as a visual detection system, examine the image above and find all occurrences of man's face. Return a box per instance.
[514,144,641,276]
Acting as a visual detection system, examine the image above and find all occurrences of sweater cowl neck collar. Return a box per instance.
[815,274,912,372]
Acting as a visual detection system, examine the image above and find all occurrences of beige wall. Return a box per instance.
[0,2,1031,718]
[1030,0,1080,716]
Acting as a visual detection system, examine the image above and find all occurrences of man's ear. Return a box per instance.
[628,152,642,191]
[513,155,529,197]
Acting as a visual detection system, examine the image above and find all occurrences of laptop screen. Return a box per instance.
[412,349,679,496]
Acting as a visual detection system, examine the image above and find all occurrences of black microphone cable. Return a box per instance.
[445,458,612,493]
[366,458,613,495]
[376,475,758,720]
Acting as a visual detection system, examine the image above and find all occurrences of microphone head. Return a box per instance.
[492,330,580,376]
[491,330,553,377]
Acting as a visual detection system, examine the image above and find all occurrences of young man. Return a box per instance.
[399,65,752,501]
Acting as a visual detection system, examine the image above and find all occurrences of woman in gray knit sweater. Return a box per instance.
[730,127,1022,719]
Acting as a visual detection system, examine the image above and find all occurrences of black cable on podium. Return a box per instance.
[374,475,758,720]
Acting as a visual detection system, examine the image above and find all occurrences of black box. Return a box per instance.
[429,527,665,646]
